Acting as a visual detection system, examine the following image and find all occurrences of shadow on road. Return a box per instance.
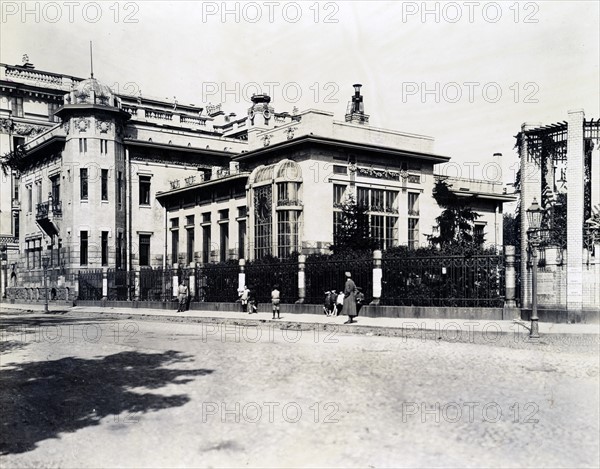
[0,350,213,455]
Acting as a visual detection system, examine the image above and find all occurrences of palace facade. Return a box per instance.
[0,61,514,299]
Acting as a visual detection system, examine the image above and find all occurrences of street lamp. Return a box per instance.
[526,198,544,339]
[42,255,50,313]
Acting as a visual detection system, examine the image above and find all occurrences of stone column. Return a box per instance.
[370,250,382,305]
[189,262,196,300]
[102,268,108,300]
[172,263,179,299]
[134,268,140,301]
[296,254,306,304]
[238,259,246,294]
[566,109,585,314]
[519,122,542,308]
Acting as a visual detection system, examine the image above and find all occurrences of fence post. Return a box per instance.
[102,268,108,300]
[503,245,519,319]
[189,262,196,300]
[296,254,306,304]
[370,250,382,305]
[134,268,140,302]
[172,264,179,300]
[238,259,246,294]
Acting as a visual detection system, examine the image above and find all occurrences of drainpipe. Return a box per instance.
[125,146,132,300]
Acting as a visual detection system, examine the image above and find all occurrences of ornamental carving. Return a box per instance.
[75,118,90,132]
[286,126,298,140]
[62,121,70,134]
[96,120,111,133]
[262,134,271,147]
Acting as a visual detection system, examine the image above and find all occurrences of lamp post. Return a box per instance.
[526,198,543,339]
[42,255,50,313]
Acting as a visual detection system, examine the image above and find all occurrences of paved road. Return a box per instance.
[1,312,598,468]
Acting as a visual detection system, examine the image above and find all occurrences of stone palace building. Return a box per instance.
[0,60,514,300]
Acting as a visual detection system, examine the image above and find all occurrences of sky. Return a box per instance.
[2,0,599,189]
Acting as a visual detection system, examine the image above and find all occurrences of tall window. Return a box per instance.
[80,231,88,265]
[139,176,151,206]
[202,225,211,264]
[36,181,42,204]
[51,175,60,204]
[117,171,123,209]
[116,232,123,269]
[238,219,246,259]
[408,192,420,216]
[27,185,32,212]
[277,211,299,259]
[79,138,87,153]
[186,227,195,264]
[474,224,485,247]
[371,215,384,248]
[100,140,108,154]
[171,218,179,265]
[13,213,19,239]
[333,184,346,207]
[139,234,151,266]
[220,223,229,262]
[101,231,109,266]
[80,168,88,200]
[254,186,272,259]
[9,96,23,117]
[101,169,108,200]
[48,102,60,122]
[408,218,419,250]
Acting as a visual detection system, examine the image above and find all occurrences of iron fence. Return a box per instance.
[245,259,298,304]
[381,254,505,307]
[78,269,103,301]
[107,269,135,301]
[197,263,239,302]
[139,268,173,301]
[304,257,372,305]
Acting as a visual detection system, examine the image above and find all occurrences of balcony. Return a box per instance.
[277,198,304,209]
[36,201,61,237]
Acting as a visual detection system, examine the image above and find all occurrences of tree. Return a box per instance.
[332,193,378,253]
[503,212,520,251]
[429,178,481,249]
[0,144,27,176]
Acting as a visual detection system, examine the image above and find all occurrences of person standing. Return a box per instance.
[343,271,357,324]
[239,285,250,312]
[271,284,281,319]
[177,280,189,312]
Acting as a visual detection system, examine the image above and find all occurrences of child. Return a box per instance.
[355,287,365,316]
[248,285,258,314]
[271,284,281,319]
[335,290,345,316]
[323,290,336,316]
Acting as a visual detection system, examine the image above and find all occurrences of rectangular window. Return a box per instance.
[13,213,19,239]
[186,228,194,264]
[139,176,151,205]
[371,189,384,212]
[408,192,420,216]
[12,174,19,201]
[220,223,229,262]
[171,217,179,228]
[27,186,32,212]
[79,138,87,153]
[48,102,60,122]
[117,171,123,209]
[333,211,344,243]
[385,216,398,249]
[333,184,346,206]
[10,97,23,117]
[357,187,369,209]
[80,168,88,200]
[139,234,151,266]
[237,206,247,218]
[219,209,229,220]
[100,140,108,154]
[371,215,384,249]
[116,232,123,269]
[171,230,179,265]
[474,224,485,247]
[101,231,109,266]
[101,169,108,200]
[277,211,299,259]
[408,218,419,250]
[80,231,88,265]
[202,225,211,264]
[202,213,211,223]
[333,165,347,175]
[238,219,246,259]
[385,191,398,212]
[51,175,60,204]
[186,215,195,226]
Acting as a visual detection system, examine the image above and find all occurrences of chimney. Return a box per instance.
[345,84,369,125]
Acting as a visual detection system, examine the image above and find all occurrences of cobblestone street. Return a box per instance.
[1,311,598,468]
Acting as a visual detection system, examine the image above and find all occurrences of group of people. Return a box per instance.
[180,273,365,324]
[238,284,281,319]
[323,272,365,324]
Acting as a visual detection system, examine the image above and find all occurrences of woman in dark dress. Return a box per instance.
[343,272,357,324]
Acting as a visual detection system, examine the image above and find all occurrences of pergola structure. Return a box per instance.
[518,110,600,315]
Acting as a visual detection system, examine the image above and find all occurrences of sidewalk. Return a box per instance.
[2,301,599,338]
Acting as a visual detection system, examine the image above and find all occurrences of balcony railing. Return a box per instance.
[36,201,62,219]
[277,198,304,207]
